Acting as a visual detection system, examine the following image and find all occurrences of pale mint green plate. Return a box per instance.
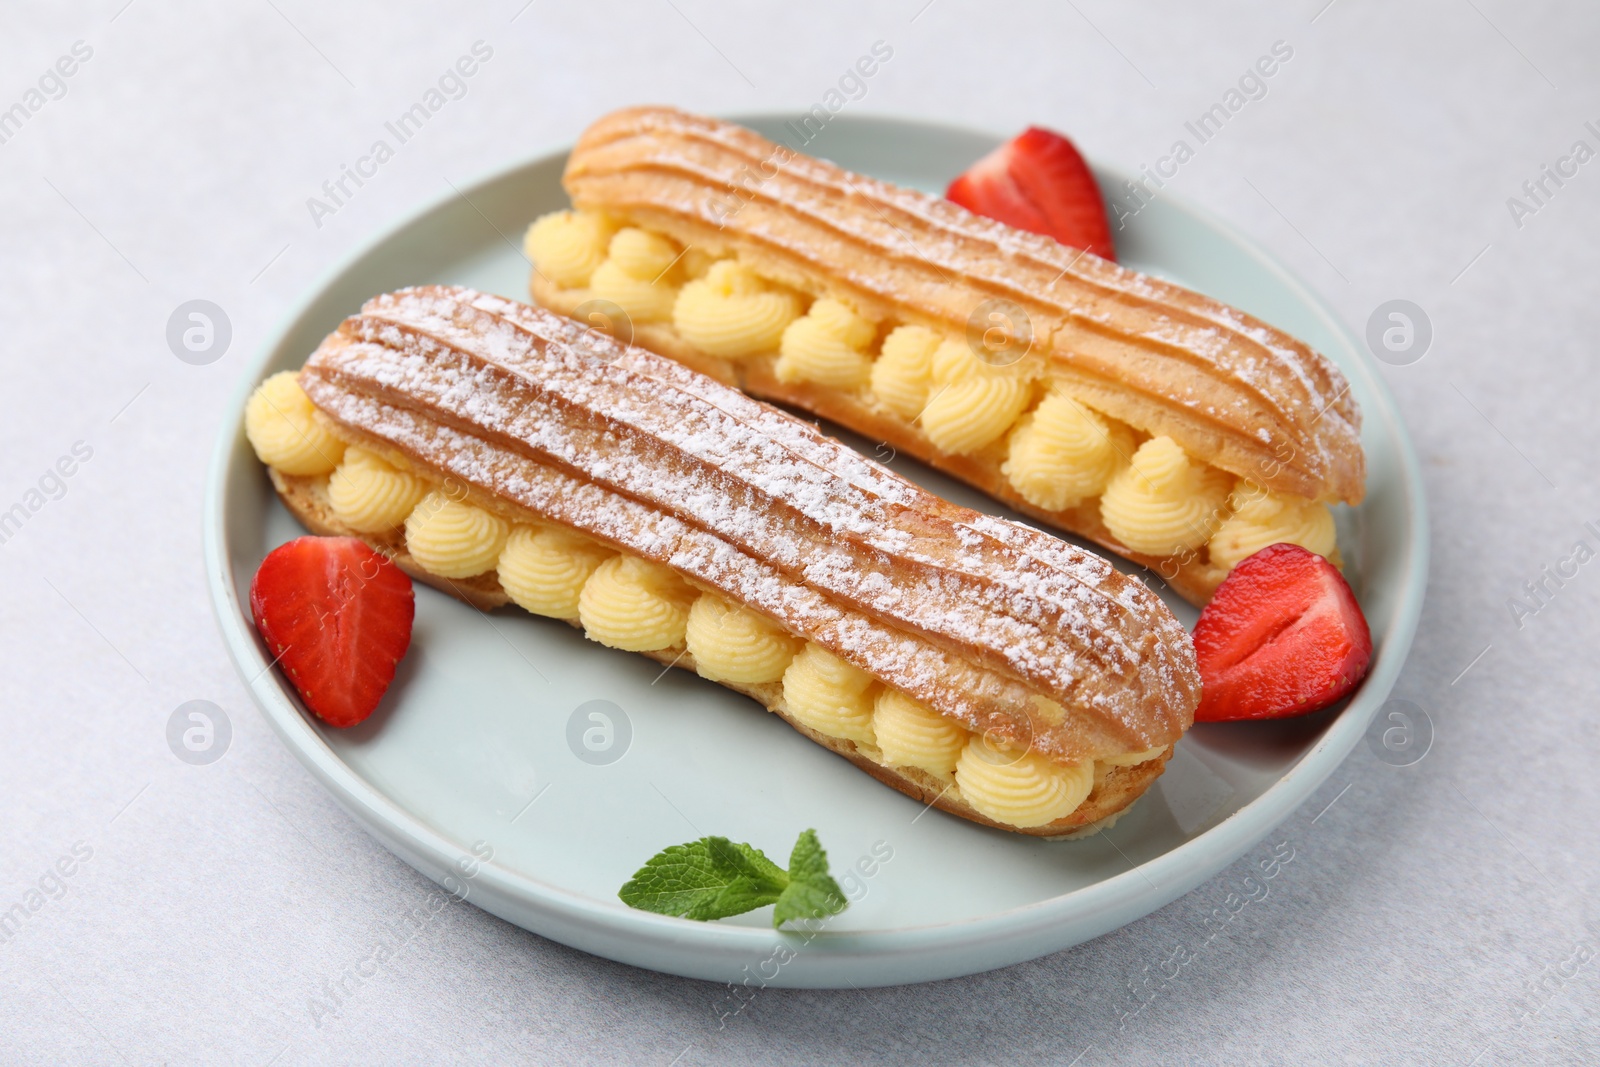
[204,115,1427,987]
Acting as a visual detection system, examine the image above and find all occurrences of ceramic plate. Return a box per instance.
[204,114,1427,988]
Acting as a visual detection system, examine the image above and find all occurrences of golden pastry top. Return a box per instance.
[295,285,1199,762]
[561,106,1364,506]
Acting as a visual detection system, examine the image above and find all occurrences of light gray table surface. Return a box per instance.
[3,1,1596,1063]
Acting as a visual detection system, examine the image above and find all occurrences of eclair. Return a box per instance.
[243,286,1200,837]
[523,107,1365,604]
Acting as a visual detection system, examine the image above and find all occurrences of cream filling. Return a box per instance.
[775,297,876,390]
[919,338,1034,456]
[522,212,1338,579]
[403,491,509,578]
[672,260,800,358]
[498,525,612,619]
[780,642,878,748]
[869,323,941,420]
[245,372,346,476]
[327,447,427,533]
[1208,482,1337,570]
[253,388,1171,829]
[1100,436,1234,557]
[955,736,1095,828]
[685,593,800,684]
[872,689,966,780]
[1003,390,1134,512]
[587,227,683,324]
[578,555,695,652]
[524,209,616,288]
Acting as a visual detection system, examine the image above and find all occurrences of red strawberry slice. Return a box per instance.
[946,126,1117,261]
[250,536,415,728]
[1193,543,1372,722]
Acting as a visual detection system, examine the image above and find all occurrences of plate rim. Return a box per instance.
[203,111,1429,986]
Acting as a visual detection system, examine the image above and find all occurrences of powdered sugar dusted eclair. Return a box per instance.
[244,286,1199,837]
[524,107,1364,604]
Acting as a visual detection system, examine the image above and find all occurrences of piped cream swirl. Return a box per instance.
[685,594,801,684]
[498,525,612,619]
[781,642,878,747]
[955,737,1094,828]
[245,371,346,476]
[578,555,694,652]
[328,447,426,532]
[1207,483,1337,570]
[1003,390,1134,512]
[919,338,1033,456]
[587,227,682,323]
[672,261,800,359]
[404,491,509,578]
[872,689,967,779]
[1100,436,1233,556]
[870,324,941,420]
[775,298,876,389]
[524,210,616,288]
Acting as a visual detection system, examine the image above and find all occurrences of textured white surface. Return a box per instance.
[1,1,1596,1064]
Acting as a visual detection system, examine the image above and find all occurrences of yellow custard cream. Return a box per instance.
[327,447,427,533]
[244,372,346,476]
[523,214,1339,581]
[524,210,615,288]
[1207,483,1336,570]
[955,736,1095,828]
[587,228,682,323]
[868,324,941,419]
[578,555,695,652]
[685,594,801,684]
[672,260,800,359]
[919,338,1033,456]
[872,689,967,780]
[1003,390,1135,512]
[781,643,878,747]
[497,526,612,619]
[1100,436,1233,556]
[774,298,876,390]
[403,491,509,578]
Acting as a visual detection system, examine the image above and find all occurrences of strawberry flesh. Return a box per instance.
[946,126,1117,261]
[250,536,415,728]
[1193,543,1372,722]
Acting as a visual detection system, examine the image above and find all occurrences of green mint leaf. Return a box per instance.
[772,828,848,929]
[618,836,788,922]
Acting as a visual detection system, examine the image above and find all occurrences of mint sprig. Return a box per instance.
[619,829,848,928]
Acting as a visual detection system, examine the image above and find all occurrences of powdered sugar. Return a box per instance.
[570,108,1362,498]
[301,286,1199,752]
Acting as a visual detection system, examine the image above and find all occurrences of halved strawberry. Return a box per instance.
[1193,543,1372,722]
[946,126,1117,261]
[250,536,415,728]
